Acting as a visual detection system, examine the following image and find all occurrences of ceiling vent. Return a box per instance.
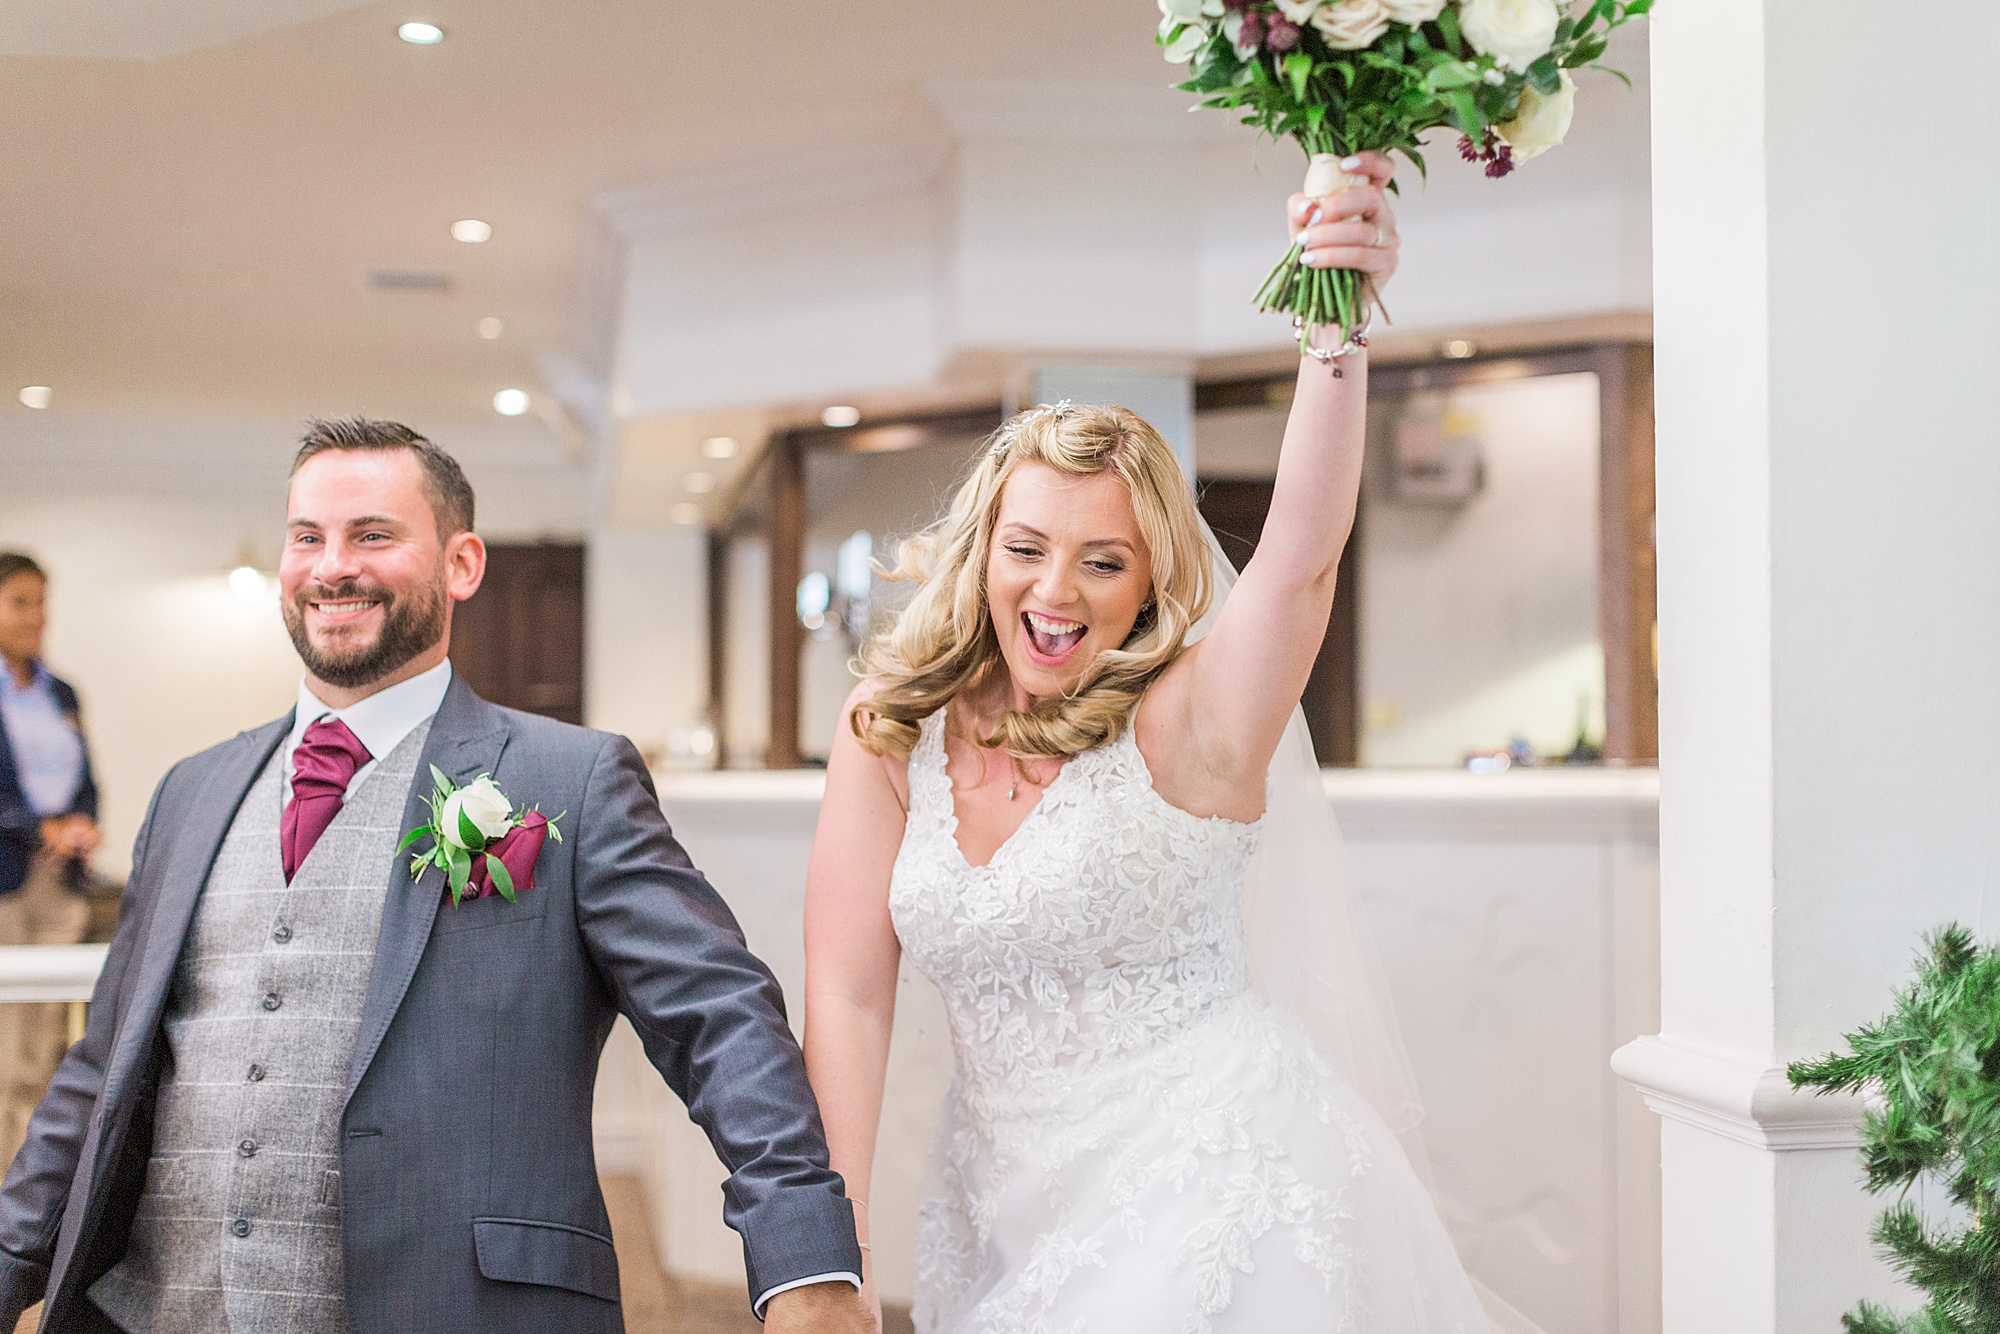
[366,269,453,293]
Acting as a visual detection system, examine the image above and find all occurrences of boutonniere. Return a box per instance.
[399,766,565,907]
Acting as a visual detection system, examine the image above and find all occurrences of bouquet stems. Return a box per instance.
[1253,151,1372,357]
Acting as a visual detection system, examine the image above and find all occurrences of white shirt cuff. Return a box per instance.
[752,1271,863,1320]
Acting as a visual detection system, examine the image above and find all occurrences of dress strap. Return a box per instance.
[905,709,952,827]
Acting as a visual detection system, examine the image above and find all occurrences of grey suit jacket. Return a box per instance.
[0,676,861,1332]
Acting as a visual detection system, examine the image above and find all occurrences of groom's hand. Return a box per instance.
[763,1279,875,1334]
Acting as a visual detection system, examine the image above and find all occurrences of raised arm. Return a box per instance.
[1148,152,1400,802]
[801,686,909,1329]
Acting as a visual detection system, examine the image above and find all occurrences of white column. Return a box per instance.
[1615,2,2000,1329]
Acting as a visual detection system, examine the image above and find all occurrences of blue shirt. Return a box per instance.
[0,661,86,817]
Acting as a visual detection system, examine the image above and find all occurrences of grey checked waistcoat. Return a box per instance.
[88,721,431,1334]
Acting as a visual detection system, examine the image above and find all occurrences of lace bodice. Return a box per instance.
[890,709,1262,1126]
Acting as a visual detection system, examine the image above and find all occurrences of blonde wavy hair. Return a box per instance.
[853,402,1214,759]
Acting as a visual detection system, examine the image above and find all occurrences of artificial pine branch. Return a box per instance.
[1789,926,2000,1333]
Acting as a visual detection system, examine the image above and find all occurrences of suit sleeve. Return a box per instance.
[0,763,168,1321]
[571,735,862,1310]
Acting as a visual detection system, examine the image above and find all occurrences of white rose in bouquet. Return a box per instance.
[1159,0,1224,61]
[1274,0,1324,20]
[440,777,514,848]
[1312,0,1392,51]
[1459,0,1560,70]
[1497,69,1576,160]
[1382,0,1447,23]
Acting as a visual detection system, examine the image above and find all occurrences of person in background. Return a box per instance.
[0,553,100,899]
[0,552,102,1174]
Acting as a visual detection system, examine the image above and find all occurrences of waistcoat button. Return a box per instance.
[262,992,281,1011]
[248,1064,265,1082]
[272,924,292,943]
[231,1218,251,1238]
[238,1139,257,1158]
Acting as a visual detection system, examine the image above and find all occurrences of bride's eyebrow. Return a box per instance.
[999,523,1135,554]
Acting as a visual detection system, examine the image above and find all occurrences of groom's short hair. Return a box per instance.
[291,417,477,537]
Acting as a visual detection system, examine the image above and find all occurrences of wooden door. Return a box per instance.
[449,543,586,724]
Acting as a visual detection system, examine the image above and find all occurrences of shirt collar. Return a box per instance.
[290,659,453,766]
[0,659,52,702]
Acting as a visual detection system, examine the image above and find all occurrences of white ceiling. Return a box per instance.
[0,0,1179,421]
[0,0,378,60]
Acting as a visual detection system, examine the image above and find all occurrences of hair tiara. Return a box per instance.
[990,400,1074,459]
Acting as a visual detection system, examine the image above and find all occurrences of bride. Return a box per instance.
[801,154,1487,1333]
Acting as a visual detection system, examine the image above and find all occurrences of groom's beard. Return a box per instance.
[283,573,449,690]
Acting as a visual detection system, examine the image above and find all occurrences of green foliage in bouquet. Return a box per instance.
[1788,926,2000,1333]
[1157,0,1650,352]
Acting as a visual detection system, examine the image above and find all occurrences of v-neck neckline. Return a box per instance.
[933,713,1076,873]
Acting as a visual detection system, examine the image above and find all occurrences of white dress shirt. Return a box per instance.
[285,660,454,800]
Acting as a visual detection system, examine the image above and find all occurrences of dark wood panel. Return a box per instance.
[1197,478,1362,767]
[1596,343,1659,762]
[449,543,586,725]
[765,436,806,769]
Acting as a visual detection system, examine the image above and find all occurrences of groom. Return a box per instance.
[0,420,869,1333]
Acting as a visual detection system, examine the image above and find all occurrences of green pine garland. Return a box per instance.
[1789,926,2000,1333]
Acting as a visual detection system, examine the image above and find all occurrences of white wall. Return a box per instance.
[584,526,707,760]
[1362,373,1603,765]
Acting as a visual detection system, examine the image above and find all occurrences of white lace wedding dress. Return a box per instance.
[890,709,1489,1333]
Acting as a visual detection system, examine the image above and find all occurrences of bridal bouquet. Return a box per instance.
[1158,0,1650,352]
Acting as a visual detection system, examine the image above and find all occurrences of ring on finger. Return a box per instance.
[1372,224,1385,248]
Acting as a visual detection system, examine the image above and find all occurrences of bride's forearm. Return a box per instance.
[803,990,896,1223]
[1257,350,1369,591]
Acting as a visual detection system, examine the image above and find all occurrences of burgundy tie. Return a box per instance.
[281,717,373,883]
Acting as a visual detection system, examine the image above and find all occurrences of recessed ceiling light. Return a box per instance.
[398,21,444,44]
[492,388,530,416]
[669,503,703,526]
[821,405,861,428]
[701,435,739,459]
[1440,339,1478,360]
[228,566,270,603]
[18,386,52,409]
[476,317,504,340]
[451,219,492,244]
[682,471,717,495]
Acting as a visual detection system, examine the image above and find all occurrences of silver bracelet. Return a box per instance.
[1295,316,1370,372]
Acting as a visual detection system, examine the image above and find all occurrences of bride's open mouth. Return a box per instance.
[1022,610,1086,665]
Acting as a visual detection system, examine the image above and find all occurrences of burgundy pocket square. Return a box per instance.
[460,812,550,902]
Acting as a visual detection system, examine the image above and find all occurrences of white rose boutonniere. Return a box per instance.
[403,767,565,906]
[1459,0,1562,70]
[439,776,514,848]
[1311,0,1390,51]
[1497,69,1577,160]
